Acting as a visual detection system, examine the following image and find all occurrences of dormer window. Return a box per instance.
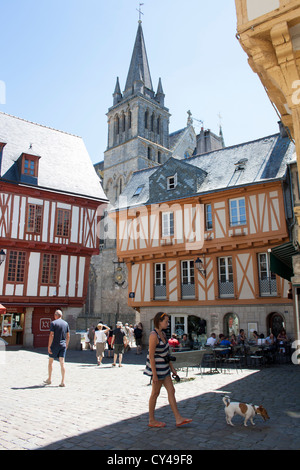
[19,153,40,184]
[24,158,36,176]
[167,173,177,190]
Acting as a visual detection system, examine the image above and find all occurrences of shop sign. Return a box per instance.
[40,318,51,332]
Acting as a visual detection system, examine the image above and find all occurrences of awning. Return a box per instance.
[0,304,6,314]
[270,241,298,282]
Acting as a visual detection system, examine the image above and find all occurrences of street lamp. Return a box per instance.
[195,256,206,278]
[0,250,6,266]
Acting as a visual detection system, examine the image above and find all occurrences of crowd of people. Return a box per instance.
[83,321,145,367]
[204,328,293,362]
[166,327,292,359]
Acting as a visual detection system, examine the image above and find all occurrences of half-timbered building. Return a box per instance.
[0,112,107,347]
[114,128,295,343]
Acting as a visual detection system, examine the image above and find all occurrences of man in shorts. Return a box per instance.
[111,321,127,367]
[44,310,70,387]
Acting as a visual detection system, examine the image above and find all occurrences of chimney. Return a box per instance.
[0,142,7,176]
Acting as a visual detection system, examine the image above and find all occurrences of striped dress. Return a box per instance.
[144,330,170,380]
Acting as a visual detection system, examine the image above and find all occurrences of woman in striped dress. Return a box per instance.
[144,312,193,428]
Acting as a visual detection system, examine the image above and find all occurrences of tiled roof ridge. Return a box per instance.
[0,111,81,139]
[188,132,282,161]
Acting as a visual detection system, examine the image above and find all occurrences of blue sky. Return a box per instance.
[0,0,280,164]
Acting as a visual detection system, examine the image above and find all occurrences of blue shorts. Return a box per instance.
[49,345,67,359]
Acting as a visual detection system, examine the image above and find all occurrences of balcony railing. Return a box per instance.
[218,280,234,298]
[259,277,277,296]
[154,284,167,299]
[181,282,195,299]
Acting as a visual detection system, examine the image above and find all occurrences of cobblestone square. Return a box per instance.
[0,347,299,451]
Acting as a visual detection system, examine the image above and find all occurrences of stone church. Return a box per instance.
[76,20,224,330]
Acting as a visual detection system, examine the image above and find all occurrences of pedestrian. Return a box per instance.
[111,321,128,367]
[88,325,95,350]
[44,310,70,387]
[124,323,131,351]
[107,327,114,357]
[144,312,192,428]
[128,324,135,347]
[134,322,143,355]
[94,323,110,366]
[84,329,90,350]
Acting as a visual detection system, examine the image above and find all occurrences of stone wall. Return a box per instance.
[77,247,137,331]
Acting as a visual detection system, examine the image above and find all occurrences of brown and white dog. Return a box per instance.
[223,396,270,427]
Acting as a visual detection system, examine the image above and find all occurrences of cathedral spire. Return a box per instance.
[155,77,165,106]
[113,77,122,105]
[124,22,153,97]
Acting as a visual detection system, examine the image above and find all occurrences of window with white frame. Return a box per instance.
[218,256,234,297]
[181,260,195,298]
[167,173,177,190]
[205,203,213,230]
[162,212,174,237]
[258,253,277,296]
[181,260,194,285]
[154,262,167,299]
[155,263,166,286]
[229,197,246,226]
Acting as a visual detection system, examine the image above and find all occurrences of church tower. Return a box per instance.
[103,21,171,204]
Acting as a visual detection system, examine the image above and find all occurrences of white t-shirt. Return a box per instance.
[95,330,107,343]
[206,337,216,346]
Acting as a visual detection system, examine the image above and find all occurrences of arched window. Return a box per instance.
[158,151,161,164]
[115,115,120,135]
[148,147,151,160]
[224,313,239,338]
[157,117,161,134]
[128,110,132,129]
[145,110,149,129]
[118,177,123,195]
[151,113,155,132]
[122,113,126,132]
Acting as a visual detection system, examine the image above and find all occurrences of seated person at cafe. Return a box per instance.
[180,334,191,350]
[277,328,289,354]
[168,334,180,350]
[257,333,266,345]
[266,332,276,345]
[237,329,247,345]
[277,328,289,344]
[218,334,231,355]
[265,332,276,352]
[206,333,217,347]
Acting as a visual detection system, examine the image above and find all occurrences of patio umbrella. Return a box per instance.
[0,304,6,314]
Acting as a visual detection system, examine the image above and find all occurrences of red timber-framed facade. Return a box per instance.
[114,131,295,344]
[0,112,107,348]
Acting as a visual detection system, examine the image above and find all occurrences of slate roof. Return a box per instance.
[0,112,108,202]
[116,133,295,210]
[169,128,188,151]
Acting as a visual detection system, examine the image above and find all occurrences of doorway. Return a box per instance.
[267,312,285,337]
